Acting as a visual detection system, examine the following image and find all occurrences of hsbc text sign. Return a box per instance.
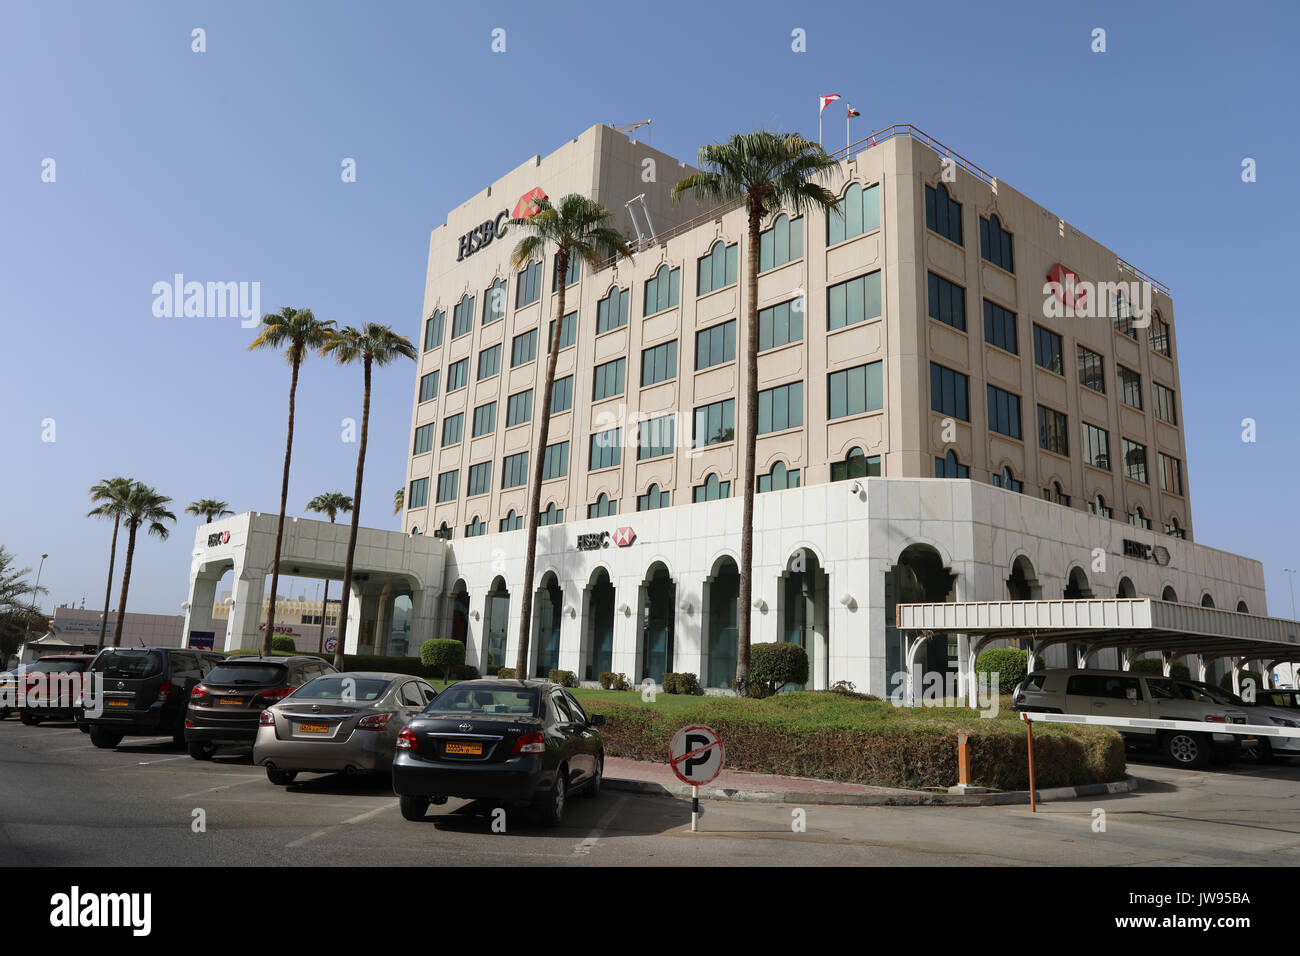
[206,530,231,547]
[576,527,636,551]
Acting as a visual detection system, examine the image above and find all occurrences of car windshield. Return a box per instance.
[294,676,392,701]
[426,685,539,717]
[94,650,163,679]
[29,660,87,674]
[205,664,287,685]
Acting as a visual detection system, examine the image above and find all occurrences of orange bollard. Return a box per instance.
[1023,713,1037,812]
[957,733,970,787]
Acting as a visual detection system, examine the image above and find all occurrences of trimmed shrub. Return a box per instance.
[454,664,479,680]
[1131,658,1191,679]
[749,643,809,698]
[662,672,701,695]
[548,669,578,688]
[1220,669,1263,694]
[420,638,466,681]
[975,648,1028,692]
[496,667,517,679]
[270,636,297,653]
[599,671,631,691]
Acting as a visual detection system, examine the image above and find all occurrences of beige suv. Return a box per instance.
[1014,669,1249,768]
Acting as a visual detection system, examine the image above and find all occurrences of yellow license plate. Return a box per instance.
[445,742,482,755]
[218,697,244,707]
[297,722,330,734]
[107,698,129,707]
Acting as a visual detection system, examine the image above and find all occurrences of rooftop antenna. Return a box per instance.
[624,194,656,252]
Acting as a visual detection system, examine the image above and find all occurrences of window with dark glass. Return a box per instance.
[1112,289,1137,339]
[452,295,475,339]
[553,254,580,291]
[516,260,542,308]
[1122,438,1148,484]
[472,401,496,438]
[1088,494,1113,519]
[542,441,569,480]
[979,214,1014,272]
[596,286,630,334]
[442,412,463,447]
[641,341,677,387]
[827,271,882,331]
[991,465,1023,493]
[502,452,529,489]
[547,312,577,351]
[928,273,966,331]
[983,300,1018,354]
[1153,382,1177,425]
[760,214,804,272]
[694,399,735,447]
[408,477,428,508]
[511,329,537,367]
[467,462,492,497]
[759,382,803,434]
[697,241,738,296]
[506,389,533,427]
[1077,346,1105,393]
[828,363,882,420]
[551,375,573,413]
[589,429,621,471]
[827,182,881,246]
[1033,324,1063,374]
[930,363,969,421]
[637,484,670,511]
[758,461,800,492]
[695,320,736,370]
[465,516,486,537]
[1149,312,1171,356]
[934,449,969,478]
[418,370,439,403]
[538,503,564,526]
[500,509,522,532]
[644,264,680,315]
[1082,423,1111,470]
[759,299,803,351]
[446,358,468,392]
[924,183,962,245]
[477,344,501,381]
[592,358,625,402]
[436,469,458,503]
[694,474,730,502]
[831,447,881,481]
[424,309,445,351]
[638,415,674,460]
[588,493,618,518]
[482,278,506,325]
[413,423,434,455]
[986,385,1022,439]
[1117,365,1142,409]
[1037,405,1068,456]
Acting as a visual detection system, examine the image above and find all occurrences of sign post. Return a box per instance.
[668,725,725,832]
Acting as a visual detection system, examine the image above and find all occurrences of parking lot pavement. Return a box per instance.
[4,720,1300,866]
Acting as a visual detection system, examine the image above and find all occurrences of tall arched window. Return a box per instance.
[538,502,564,526]
[934,449,969,479]
[758,461,801,492]
[925,183,962,244]
[499,509,522,532]
[482,277,506,325]
[588,492,618,518]
[637,483,671,512]
[991,465,1022,493]
[1164,516,1185,539]
[452,293,476,339]
[596,285,630,334]
[694,473,731,502]
[831,446,880,482]
[759,213,804,271]
[827,182,881,246]
[697,240,738,295]
[1089,494,1113,519]
[465,515,486,537]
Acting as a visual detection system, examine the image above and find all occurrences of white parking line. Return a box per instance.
[176,776,266,800]
[573,794,627,857]
[132,755,191,766]
[285,800,398,848]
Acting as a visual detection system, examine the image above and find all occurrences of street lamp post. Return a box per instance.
[1285,568,1297,621]
[33,553,48,613]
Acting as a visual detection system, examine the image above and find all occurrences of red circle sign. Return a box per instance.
[668,725,725,786]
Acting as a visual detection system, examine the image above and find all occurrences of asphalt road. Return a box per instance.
[3,718,1300,866]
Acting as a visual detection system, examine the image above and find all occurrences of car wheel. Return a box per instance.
[1164,731,1210,768]
[19,712,40,726]
[266,768,297,786]
[89,726,123,749]
[1239,738,1274,764]
[582,755,603,799]
[399,795,431,821]
[188,740,216,761]
[534,768,567,827]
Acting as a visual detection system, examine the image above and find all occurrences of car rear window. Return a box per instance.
[204,664,287,685]
[295,676,392,701]
[29,660,88,674]
[94,650,164,679]
[428,685,539,716]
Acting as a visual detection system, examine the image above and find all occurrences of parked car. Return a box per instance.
[1174,679,1300,763]
[80,647,228,749]
[17,655,96,724]
[392,678,605,827]
[1014,668,1249,768]
[253,671,437,784]
[0,668,21,719]
[1255,689,1300,710]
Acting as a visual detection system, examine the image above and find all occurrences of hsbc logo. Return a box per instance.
[612,527,636,547]
[206,530,231,547]
[456,188,548,263]
[513,187,547,219]
[1046,263,1088,311]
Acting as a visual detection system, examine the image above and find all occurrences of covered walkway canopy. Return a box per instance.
[896,598,1300,704]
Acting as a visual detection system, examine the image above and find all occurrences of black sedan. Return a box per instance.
[392,679,604,826]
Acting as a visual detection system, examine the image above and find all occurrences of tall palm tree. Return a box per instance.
[321,323,417,669]
[508,194,631,677]
[248,306,335,655]
[87,477,134,649]
[111,483,176,647]
[185,499,234,523]
[305,492,353,653]
[393,487,404,516]
[672,132,841,696]
[0,547,47,660]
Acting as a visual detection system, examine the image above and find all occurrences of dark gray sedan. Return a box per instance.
[253,672,438,785]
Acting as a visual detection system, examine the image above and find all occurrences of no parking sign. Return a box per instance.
[669,725,724,831]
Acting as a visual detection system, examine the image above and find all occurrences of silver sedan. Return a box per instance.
[253,672,438,785]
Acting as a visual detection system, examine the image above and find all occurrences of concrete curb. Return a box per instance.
[604,774,1140,807]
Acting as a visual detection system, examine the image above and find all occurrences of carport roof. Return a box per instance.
[896,598,1300,662]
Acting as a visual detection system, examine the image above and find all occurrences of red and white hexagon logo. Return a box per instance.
[612,527,636,547]
[220,530,230,544]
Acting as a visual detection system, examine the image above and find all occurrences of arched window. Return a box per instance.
[1113,287,1136,338]
[465,516,486,537]
[644,264,680,316]
[1236,600,1250,613]
[828,182,881,246]
[637,483,671,512]
[979,213,1014,272]
[1089,494,1113,519]
[693,473,731,503]
[435,521,453,540]
[1128,506,1151,529]
[760,213,804,272]
[1042,481,1070,506]
[410,526,420,536]
[538,502,564,526]
[1164,516,1185,539]
[1117,577,1137,598]
[587,492,618,519]
[934,449,969,479]
[553,253,580,290]
[1161,586,1178,602]
[499,509,523,532]
[482,277,506,325]
[697,240,737,296]
[831,446,880,482]
[1201,594,1216,608]
[758,461,801,492]
[991,465,1023,493]
[596,285,630,334]
[451,293,476,339]
[925,183,962,244]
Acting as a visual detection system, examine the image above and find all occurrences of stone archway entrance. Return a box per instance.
[532,573,563,678]
[779,549,828,690]
[638,563,676,684]
[703,557,740,689]
[483,576,510,676]
[582,568,615,682]
[885,544,957,688]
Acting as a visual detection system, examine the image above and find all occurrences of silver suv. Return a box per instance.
[1014,669,1250,768]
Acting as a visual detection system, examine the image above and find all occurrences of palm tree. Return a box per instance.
[672,132,841,696]
[508,194,631,677]
[321,323,417,669]
[185,499,234,523]
[111,483,176,647]
[305,492,353,653]
[248,306,336,655]
[0,547,47,661]
[393,487,404,516]
[87,476,133,649]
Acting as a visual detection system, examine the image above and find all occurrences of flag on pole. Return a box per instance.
[847,104,860,118]
[818,93,841,113]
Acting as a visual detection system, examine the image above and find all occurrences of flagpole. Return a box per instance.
[818,109,822,147]
[846,112,850,151]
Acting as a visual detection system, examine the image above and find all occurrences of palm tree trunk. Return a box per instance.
[334,357,372,670]
[111,521,139,647]
[319,578,329,654]
[265,347,302,655]
[735,205,762,697]
[516,250,568,678]
[98,516,120,650]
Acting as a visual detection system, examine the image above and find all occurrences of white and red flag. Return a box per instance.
[818,93,841,113]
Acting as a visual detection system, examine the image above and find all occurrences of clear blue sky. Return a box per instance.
[2,0,1297,617]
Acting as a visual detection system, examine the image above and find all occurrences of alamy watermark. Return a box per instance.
[889,669,1000,717]
[152,274,261,327]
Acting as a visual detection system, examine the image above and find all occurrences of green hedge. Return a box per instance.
[549,669,578,688]
[584,692,1124,791]
[420,639,466,681]
[271,635,297,653]
[599,672,631,691]
[1220,669,1264,694]
[662,672,702,695]
[975,648,1028,692]
[497,667,517,679]
[749,643,809,698]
